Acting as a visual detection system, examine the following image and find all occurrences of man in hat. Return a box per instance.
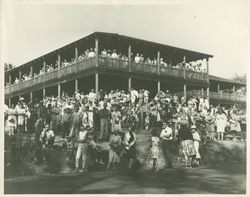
[160,121,173,168]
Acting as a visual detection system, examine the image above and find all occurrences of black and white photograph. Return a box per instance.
[1,0,248,195]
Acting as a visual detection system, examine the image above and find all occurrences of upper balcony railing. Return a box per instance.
[5,57,208,95]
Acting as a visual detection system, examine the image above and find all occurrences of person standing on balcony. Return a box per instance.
[111,49,118,59]
[88,48,95,58]
[134,53,140,63]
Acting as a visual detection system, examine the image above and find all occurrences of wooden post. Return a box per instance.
[201,88,204,96]
[95,37,99,67]
[207,87,209,97]
[233,85,236,101]
[19,71,22,80]
[58,84,61,98]
[128,45,131,72]
[9,74,11,85]
[30,92,33,103]
[30,66,33,77]
[157,51,160,75]
[206,58,209,83]
[8,98,11,108]
[217,84,220,93]
[184,84,187,101]
[75,79,78,92]
[95,73,99,98]
[128,77,131,92]
[58,54,61,68]
[43,88,46,98]
[157,81,161,94]
[75,47,78,61]
[183,56,186,79]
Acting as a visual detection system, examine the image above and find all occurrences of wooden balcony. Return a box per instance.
[5,57,208,97]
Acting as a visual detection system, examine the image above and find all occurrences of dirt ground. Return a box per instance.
[5,163,246,194]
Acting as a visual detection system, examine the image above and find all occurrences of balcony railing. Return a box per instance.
[5,58,95,95]
[99,57,128,70]
[5,57,209,96]
[186,70,207,81]
[131,62,158,74]
[160,65,184,78]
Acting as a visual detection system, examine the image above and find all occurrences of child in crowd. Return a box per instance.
[66,136,75,160]
[190,125,201,167]
[150,129,160,172]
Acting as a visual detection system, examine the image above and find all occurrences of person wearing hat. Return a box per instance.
[160,121,173,168]
[74,124,90,173]
[190,125,201,166]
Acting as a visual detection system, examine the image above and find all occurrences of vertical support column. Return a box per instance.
[95,73,99,99]
[30,66,33,77]
[19,70,22,80]
[75,47,78,61]
[233,85,236,101]
[43,88,46,98]
[9,74,11,85]
[58,84,61,98]
[128,45,132,92]
[128,45,131,72]
[201,88,204,97]
[217,84,220,93]
[157,51,160,75]
[128,78,131,92]
[8,98,11,108]
[75,78,78,92]
[58,54,61,68]
[183,56,187,102]
[183,84,187,102]
[157,81,161,94]
[95,37,99,67]
[207,87,209,97]
[30,92,33,103]
[183,56,186,79]
[206,58,209,83]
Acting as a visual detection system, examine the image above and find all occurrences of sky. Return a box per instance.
[1,0,250,79]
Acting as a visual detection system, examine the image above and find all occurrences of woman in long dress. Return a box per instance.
[215,108,227,141]
[229,109,242,141]
[107,130,122,170]
[7,104,17,135]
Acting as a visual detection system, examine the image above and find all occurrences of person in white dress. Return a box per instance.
[215,108,227,141]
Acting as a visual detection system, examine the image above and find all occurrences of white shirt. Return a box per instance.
[134,56,141,63]
[160,127,173,140]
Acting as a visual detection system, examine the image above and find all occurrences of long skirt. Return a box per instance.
[109,147,120,163]
[180,140,196,158]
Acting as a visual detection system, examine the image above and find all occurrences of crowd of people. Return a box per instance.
[6,47,208,87]
[4,87,246,172]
